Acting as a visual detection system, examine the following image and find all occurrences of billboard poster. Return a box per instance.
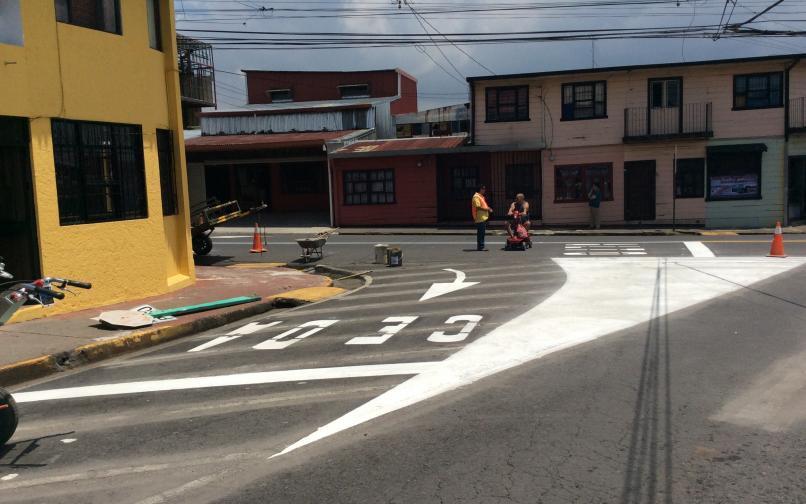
[709,174,759,199]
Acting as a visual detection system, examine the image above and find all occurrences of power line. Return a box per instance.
[403,0,497,74]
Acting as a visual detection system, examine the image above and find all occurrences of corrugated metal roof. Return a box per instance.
[185,131,357,152]
[334,136,466,155]
[200,97,393,117]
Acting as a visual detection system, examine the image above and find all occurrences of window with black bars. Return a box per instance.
[733,72,783,110]
[157,129,177,216]
[562,81,607,120]
[52,119,148,225]
[450,166,479,201]
[485,86,529,122]
[344,169,395,205]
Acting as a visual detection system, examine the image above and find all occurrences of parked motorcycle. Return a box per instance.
[0,258,91,445]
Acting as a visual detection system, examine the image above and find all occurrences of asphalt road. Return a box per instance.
[2,235,806,503]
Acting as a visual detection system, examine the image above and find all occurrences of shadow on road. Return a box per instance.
[621,260,674,504]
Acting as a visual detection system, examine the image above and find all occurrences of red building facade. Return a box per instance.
[243,68,418,115]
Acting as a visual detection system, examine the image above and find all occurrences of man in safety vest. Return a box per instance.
[471,185,493,251]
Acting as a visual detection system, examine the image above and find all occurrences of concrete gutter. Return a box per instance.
[0,281,346,388]
[335,226,806,237]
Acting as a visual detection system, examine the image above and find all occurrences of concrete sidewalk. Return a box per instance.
[0,265,343,386]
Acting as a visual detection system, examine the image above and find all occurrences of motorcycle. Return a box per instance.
[0,258,91,446]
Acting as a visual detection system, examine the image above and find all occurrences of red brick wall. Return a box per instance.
[391,73,418,115]
[247,70,403,104]
[332,156,437,226]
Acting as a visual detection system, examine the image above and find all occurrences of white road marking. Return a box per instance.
[253,320,338,350]
[564,243,648,256]
[346,316,418,345]
[12,362,439,403]
[60,438,77,444]
[428,315,482,343]
[419,268,479,301]
[188,321,282,352]
[272,257,806,458]
[1,474,18,481]
[685,241,716,258]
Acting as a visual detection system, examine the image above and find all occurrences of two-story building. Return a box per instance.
[184,68,418,225]
[328,53,806,229]
[0,0,194,319]
[468,52,806,228]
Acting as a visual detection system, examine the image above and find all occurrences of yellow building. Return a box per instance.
[0,0,194,321]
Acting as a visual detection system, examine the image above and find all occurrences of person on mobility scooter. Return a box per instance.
[0,258,91,446]
[505,193,532,251]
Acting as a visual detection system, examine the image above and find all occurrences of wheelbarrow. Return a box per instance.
[296,234,329,263]
[190,199,267,255]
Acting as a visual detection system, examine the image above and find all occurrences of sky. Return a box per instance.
[173,0,806,110]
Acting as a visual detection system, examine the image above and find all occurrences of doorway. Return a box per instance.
[789,156,806,223]
[504,163,541,219]
[0,116,40,280]
[624,160,656,221]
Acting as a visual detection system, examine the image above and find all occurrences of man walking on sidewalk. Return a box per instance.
[588,181,602,229]
[472,185,493,251]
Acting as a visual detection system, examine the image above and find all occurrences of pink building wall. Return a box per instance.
[474,60,797,149]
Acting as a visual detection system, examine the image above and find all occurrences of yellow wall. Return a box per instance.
[0,1,195,320]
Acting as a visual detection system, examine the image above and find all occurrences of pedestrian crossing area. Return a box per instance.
[563,243,648,256]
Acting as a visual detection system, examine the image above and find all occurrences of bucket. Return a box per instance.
[374,244,389,264]
[387,247,403,267]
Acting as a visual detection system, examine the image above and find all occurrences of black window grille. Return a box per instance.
[52,119,148,225]
[55,0,121,34]
[485,86,529,122]
[450,166,479,201]
[733,72,783,110]
[156,129,177,216]
[675,158,705,199]
[562,81,607,120]
[344,169,395,205]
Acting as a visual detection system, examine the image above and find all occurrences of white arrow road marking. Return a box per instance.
[188,321,282,352]
[12,362,439,403]
[419,268,479,301]
[271,257,806,458]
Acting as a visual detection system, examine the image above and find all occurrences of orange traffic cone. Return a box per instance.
[250,222,267,254]
[768,221,787,258]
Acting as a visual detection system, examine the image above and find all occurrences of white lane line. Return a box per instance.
[684,241,716,258]
[60,438,77,444]
[1,474,18,481]
[271,257,806,458]
[12,362,439,403]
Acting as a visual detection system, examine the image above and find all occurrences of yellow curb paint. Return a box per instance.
[0,355,54,379]
[700,231,739,236]
[267,286,346,303]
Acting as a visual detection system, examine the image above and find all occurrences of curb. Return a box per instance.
[0,282,346,388]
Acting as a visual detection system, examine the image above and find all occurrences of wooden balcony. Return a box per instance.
[624,102,713,142]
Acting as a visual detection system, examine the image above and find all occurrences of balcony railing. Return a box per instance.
[624,102,713,142]
[177,35,216,107]
[789,97,806,132]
